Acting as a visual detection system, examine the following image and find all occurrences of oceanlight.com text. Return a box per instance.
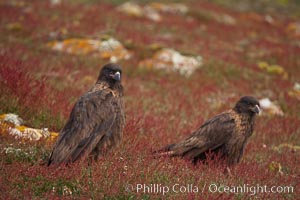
[125,183,294,196]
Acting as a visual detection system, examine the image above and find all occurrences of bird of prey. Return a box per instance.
[155,96,260,166]
[48,63,125,166]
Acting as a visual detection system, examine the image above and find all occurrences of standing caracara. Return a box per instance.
[48,63,125,166]
[155,96,260,166]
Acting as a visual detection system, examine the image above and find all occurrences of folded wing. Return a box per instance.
[48,90,118,165]
[157,112,236,161]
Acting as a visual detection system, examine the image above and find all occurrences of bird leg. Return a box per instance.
[225,167,233,177]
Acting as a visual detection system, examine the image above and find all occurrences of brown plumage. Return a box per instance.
[155,96,260,166]
[48,63,125,166]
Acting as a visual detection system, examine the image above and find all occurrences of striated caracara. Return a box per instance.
[48,63,125,166]
[155,96,260,166]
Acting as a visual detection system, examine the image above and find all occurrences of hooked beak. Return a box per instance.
[111,71,121,81]
[251,104,261,114]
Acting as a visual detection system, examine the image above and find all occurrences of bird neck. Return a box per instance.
[232,108,256,123]
[111,82,123,95]
[233,107,256,117]
[93,80,123,95]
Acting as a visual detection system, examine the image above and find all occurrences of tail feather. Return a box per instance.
[153,138,209,160]
[152,143,190,158]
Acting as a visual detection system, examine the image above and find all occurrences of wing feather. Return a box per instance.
[161,112,236,159]
[48,90,117,165]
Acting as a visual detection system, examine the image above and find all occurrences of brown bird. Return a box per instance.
[155,96,260,166]
[48,63,125,166]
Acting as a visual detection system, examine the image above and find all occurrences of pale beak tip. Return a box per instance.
[114,71,121,81]
[255,104,261,114]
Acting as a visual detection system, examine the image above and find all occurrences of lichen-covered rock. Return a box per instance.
[0,113,23,126]
[259,98,284,116]
[139,48,203,77]
[286,22,300,38]
[211,13,236,25]
[117,2,189,22]
[47,37,132,62]
[257,61,288,79]
[146,2,188,14]
[288,82,300,101]
[0,113,58,141]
